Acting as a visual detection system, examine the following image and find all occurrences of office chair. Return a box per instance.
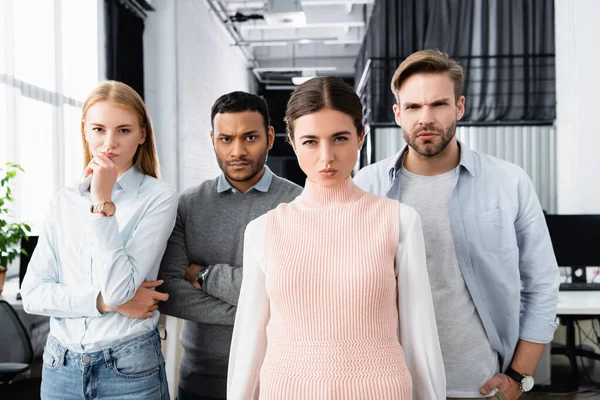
[0,300,33,383]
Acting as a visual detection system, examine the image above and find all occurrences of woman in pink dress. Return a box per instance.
[228,77,445,400]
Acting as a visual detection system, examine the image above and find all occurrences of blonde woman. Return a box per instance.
[22,81,177,399]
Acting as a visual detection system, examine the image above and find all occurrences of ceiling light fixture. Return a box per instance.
[252,66,337,72]
[264,0,306,26]
[323,39,362,45]
[291,76,315,85]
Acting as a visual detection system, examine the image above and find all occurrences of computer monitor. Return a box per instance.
[19,236,38,288]
[544,214,600,282]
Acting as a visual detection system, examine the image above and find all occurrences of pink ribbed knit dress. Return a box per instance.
[266,178,410,399]
[228,177,445,400]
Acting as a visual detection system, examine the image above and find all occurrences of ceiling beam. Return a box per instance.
[240,21,364,31]
[223,0,374,12]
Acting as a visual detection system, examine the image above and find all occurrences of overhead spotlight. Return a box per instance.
[292,69,317,85]
[291,76,315,85]
[264,0,306,26]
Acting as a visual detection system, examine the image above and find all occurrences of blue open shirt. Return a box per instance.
[354,142,560,371]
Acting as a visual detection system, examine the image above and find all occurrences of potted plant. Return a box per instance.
[0,163,31,296]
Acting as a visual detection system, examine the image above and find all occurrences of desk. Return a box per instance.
[0,277,49,358]
[555,291,600,390]
[558,291,600,315]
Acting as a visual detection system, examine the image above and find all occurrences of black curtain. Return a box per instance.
[105,0,146,99]
[356,0,555,124]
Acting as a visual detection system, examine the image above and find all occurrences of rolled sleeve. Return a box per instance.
[516,173,560,342]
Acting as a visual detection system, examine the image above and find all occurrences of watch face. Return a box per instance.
[521,376,534,392]
[102,202,116,216]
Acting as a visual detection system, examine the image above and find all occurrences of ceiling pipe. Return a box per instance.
[204,0,259,68]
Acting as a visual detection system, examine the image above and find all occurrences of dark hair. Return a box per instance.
[391,49,463,103]
[210,91,270,132]
[285,77,364,141]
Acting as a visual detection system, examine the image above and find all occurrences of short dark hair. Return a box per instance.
[210,91,270,132]
[285,77,364,141]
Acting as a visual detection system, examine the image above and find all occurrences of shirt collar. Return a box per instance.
[387,140,476,180]
[75,165,144,197]
[217,166,273,194]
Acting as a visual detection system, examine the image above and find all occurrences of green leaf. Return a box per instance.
[0,162,29,258]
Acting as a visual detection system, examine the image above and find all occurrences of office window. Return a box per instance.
[64,104,85,185]
[18,97,55,227]
[13,0,56,92]
[0,7,5,75]
[61,0,100,101]
[0,84,7,165]
[0,0,103,277]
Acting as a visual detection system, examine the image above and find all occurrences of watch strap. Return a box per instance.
[505,366,525,390]
[505,366,524,382]
[90,201,115,216]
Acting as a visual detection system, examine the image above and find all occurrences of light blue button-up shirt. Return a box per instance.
[354,143,560,372]
[217,166,274,194]
[22,166,178,352]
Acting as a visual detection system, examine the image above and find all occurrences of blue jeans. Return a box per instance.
[41,329,169,400]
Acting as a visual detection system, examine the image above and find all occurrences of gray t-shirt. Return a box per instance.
[400,166,499,398]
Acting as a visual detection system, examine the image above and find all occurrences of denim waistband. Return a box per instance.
[45,329,160,367]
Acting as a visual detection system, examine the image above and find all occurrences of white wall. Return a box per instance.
[144,0,179,188]
[145,0,252,192]
[144,1,252,398]
[555,0,600,214]
[176,0,253,189]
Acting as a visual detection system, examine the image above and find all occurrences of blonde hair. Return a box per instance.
[80,81,160,178]
[390,49,464,103]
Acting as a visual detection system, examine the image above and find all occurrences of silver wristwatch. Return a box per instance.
[505,366,534,392]
[196,266,212,287]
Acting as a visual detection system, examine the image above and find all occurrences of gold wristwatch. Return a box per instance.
[90,201,116,217]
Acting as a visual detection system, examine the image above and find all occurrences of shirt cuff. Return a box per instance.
[71,287,103,318]
[88,215,122,252]
[519,317,559,344]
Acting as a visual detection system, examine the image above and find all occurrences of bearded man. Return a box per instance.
[355,50,559,400]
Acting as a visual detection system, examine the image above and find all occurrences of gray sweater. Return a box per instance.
[158,173,301,398]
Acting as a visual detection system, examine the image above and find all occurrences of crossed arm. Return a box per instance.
[156,207,240,325]
[22,192,177,319]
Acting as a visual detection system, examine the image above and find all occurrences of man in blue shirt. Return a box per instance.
[354,49,559,400]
